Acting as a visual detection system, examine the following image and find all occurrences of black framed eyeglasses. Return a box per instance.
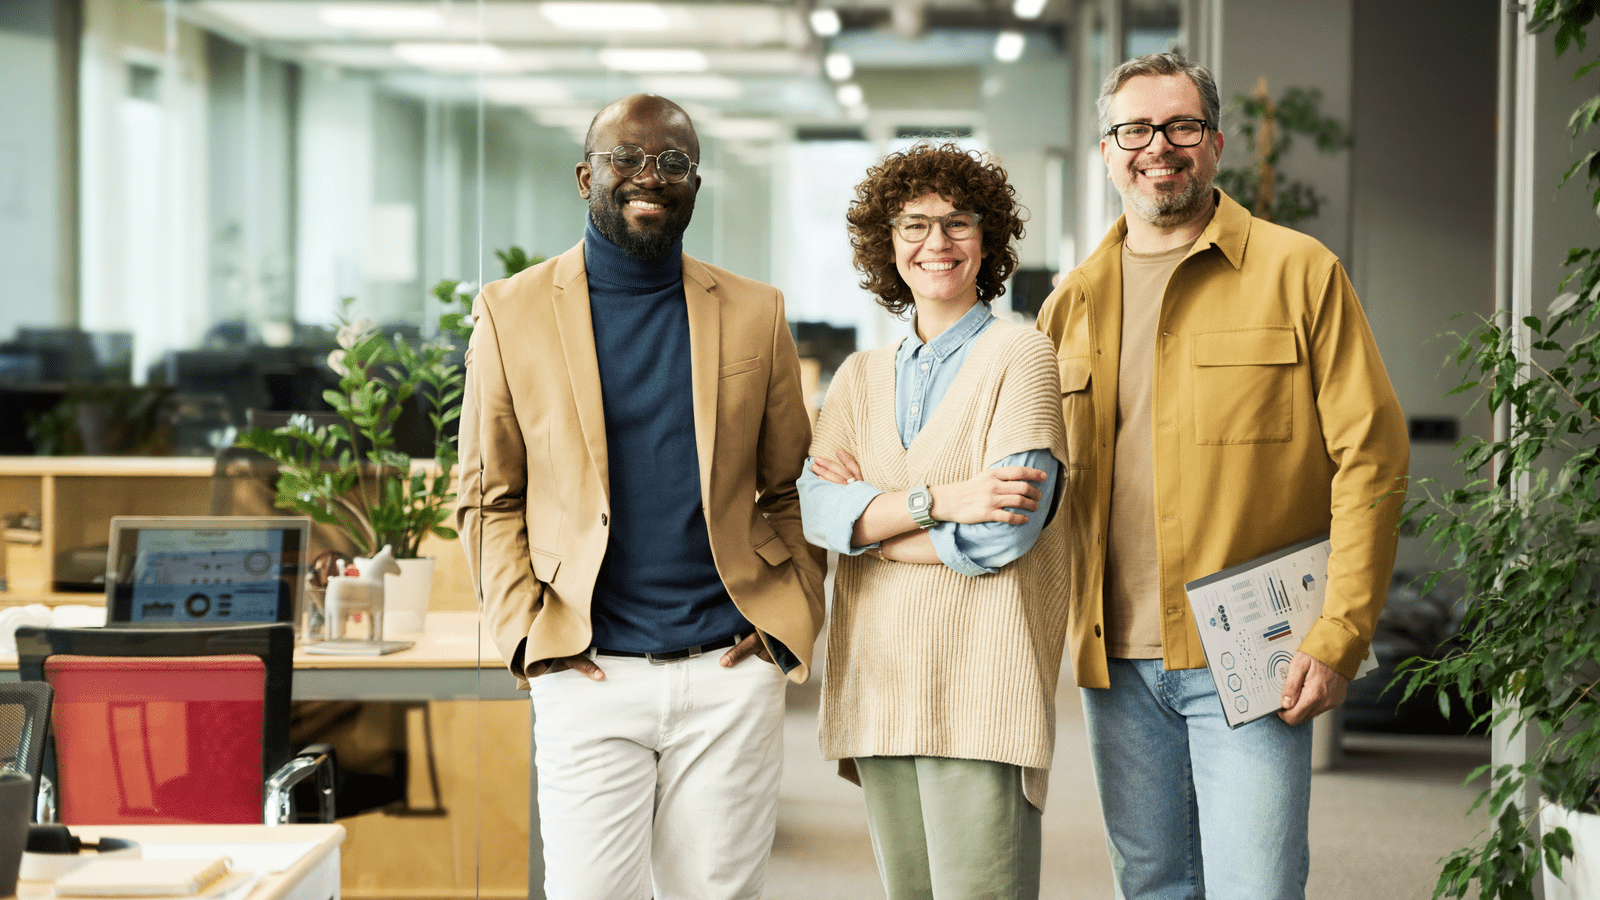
[888,211,982,242]
[586,144,698,183]
[1104,118,1212,151]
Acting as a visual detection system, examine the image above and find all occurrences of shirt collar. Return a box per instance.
[905,301,994,362]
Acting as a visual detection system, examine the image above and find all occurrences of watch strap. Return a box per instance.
[907,484,936,529]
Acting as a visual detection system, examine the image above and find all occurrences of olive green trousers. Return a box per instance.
[855,756,1042,900]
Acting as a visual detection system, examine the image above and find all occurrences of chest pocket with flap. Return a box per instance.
[1059,358,1093,470]
[1190,328,1297,444]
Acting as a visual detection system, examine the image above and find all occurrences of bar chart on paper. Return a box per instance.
[1184,535,1332,727]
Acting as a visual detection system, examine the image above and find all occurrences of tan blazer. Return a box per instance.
[455,242,827,689]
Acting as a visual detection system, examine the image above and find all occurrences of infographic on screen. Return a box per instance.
[127,527,287,623]
[1184,535,1338,728]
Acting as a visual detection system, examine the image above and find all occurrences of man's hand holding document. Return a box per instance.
[1183,535,1377,728]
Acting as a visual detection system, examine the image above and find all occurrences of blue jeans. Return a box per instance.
[1081,658,1312,900]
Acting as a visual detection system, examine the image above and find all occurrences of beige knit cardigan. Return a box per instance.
[812,318,1071,809]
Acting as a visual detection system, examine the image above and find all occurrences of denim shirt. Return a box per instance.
[798,303,1061,576]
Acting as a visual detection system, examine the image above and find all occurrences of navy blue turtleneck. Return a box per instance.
[582,217,752,654]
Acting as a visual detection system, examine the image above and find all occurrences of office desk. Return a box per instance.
[18,823,344,900]
[291,612,524,702]
[0,611,526,703]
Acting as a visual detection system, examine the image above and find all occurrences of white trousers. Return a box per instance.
[527,649,790,900]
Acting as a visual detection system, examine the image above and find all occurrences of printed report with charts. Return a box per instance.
[1183,535,1376,728]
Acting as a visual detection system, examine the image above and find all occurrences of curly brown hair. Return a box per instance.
[847,142,1026,317]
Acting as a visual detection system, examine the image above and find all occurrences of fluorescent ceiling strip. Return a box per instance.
[320,5,444,30]
[701,117,781,140]
[540,2,671,31]
[393,42,511,69]
[598,48,709,72]
[481,77,574,106]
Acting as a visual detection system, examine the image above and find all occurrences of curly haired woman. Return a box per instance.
[798,142,1070,899]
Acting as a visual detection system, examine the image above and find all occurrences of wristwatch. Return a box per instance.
[906,484,936,529]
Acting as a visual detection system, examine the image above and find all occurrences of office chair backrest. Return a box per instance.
[45,655,265,824]
[14,624,294,825]
[0,682,52,815]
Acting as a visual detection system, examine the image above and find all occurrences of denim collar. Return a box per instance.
[905,301,993,362]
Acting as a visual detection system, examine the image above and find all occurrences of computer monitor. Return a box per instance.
[104,516,311,627]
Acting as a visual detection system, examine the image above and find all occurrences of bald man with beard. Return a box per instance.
[455,94,825,900]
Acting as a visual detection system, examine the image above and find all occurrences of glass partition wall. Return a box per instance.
[3,0,1088,455]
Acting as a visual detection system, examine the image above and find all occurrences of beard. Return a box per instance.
[1118,154,1216,228]
[588,189,693,260]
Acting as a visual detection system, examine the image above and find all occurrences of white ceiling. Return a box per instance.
[166,0,1071,139]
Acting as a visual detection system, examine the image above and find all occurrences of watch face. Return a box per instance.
[907,485,935,528]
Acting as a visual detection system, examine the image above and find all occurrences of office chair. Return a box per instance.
[14,624,335,826]
[0,682,52,821]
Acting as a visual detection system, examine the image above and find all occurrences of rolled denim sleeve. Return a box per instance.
[929,449,1061,576]
[798,457,886,555]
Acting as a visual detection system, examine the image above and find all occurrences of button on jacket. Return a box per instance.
[1036,190,1409,690]
[455,242,827,689]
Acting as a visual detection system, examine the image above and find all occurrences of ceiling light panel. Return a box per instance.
[394,42,515,71]
[699,118,782,140]
[540,2,673,31]
[320,5,443,31]
[481,77,576,106]
[199,1,800,45]
[198,2,476,39]
[598,48,710,72]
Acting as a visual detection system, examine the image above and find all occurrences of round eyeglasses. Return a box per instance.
[888,211,982,242]
[1104,118,1212,151]
[586,144,698,183]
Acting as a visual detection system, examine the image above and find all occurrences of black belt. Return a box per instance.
[594,634,741,665]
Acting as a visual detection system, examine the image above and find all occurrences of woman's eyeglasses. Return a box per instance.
[888,211,982,242]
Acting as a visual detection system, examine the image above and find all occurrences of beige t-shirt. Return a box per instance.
[1104,240,1192,658]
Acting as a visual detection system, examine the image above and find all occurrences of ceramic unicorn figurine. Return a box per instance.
[323,543,402,641]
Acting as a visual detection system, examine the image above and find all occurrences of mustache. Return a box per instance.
[620,189,675,207]
[1129,154,1189,172]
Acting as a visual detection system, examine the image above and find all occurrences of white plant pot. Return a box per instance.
[384,556,435,635]
[1543,801,1600,900]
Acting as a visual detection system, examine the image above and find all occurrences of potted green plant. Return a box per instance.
[235,247,541,629]
[1391,3,1600,897]
[235,296,464,564]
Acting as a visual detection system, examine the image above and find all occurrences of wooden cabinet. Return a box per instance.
[0,456,477,611]
[0,457,216,602]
